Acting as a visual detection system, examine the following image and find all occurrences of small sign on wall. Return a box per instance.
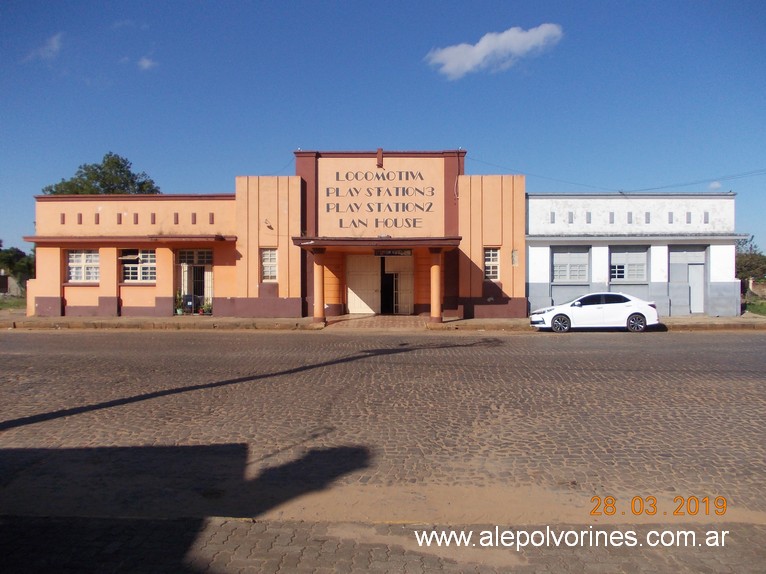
[374,249,412,257]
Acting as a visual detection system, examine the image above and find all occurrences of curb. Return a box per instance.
[3,318,766,332]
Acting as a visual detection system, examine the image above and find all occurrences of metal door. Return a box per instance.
[689,264,705,313]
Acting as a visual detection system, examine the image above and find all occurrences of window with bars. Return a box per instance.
[483,248,500,280]
[67,250,100,282]
[261,249,277,281]
[551,248,589,283]
[120,249,156,282]
[610,247,647,282]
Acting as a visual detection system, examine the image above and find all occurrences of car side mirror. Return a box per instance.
[572,301,582,307]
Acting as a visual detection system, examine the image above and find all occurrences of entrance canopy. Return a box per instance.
[292,236,461,252]
[292,236,462,324]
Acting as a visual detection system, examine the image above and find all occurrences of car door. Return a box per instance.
[602,293,631,326]
[569,294,604,327]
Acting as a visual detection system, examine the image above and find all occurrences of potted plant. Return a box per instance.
[175,291,183,315]
[201,302,212,315]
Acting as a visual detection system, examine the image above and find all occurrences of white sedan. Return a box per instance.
[530,292,660,333]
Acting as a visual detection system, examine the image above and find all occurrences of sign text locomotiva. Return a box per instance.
[322,170,441,233]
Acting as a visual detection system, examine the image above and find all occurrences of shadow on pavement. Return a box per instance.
[0,337,504,432]
[0,335,503,572]
[0,444,370,572]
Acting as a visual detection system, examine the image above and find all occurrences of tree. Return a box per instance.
[735,235,766,294]
[736,235,761,255]
[0,244,35,292]
[42,152,161,195]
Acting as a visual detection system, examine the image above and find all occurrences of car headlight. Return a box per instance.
[531,307,554,315]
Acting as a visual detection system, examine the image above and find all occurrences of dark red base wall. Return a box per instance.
[461,297,528,318]
[44,297,528,319]
[35,297,63,317]
[214,297,303,318]
[415,297,528,319]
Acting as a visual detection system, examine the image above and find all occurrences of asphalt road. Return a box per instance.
[1,330,764,573]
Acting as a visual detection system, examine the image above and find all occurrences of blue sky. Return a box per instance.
[2,1,765,253]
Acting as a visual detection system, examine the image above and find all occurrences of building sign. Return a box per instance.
[317,157,445,238]
[374,249,412,257]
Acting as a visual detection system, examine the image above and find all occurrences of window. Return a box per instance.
[579,294,602,306]
[645,212,651,224]
[261,248,277,281]
[686,211,692,224]
[586,211,592,224]
[668,212,674,224]
[121,249,156,282]
[550,211,556,224]
[627,212,633,224]
[604,294,629,304]
[483,248,500,280]
[704,211,710,224]
[552,248,589,283]
[178,250,213,265]
[568,211,574,224]
[67,250,100,283]
[609,212,615,224]
[610,247,647,282]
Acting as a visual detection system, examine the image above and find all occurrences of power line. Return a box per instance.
[264,155,295,176]
[466,156,617,192]
[467,155,766,193]
[626,168,766,192]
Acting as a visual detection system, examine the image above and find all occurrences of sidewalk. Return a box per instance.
[2,308,765,332]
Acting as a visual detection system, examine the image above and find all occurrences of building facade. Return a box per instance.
[527,193,743,316]
[24,151,743,320]
[25,150,528,321]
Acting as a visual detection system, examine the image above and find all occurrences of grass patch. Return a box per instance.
[0,296,26,311]
[746,300,766,316]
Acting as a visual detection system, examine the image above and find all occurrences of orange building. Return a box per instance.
[25,150,527,321]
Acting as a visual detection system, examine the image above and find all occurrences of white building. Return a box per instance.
[526,193,743,316]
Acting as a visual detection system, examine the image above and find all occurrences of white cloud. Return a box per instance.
[112,19,135,29]
[709,181,722,191]
[137,56,158,71]
[426,23,563,80]
[24,32,63,63]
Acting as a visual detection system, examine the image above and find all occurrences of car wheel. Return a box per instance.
[551,314,571,333]
[627,313,647,333]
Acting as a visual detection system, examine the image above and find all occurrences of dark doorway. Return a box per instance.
[192,266,205,300]
[380,258,395,315]
[183,266,206,312]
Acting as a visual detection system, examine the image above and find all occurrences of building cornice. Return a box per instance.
[526,233,747,244]
[294,149,466,159]
[23,235,237,244]
[526,192,736,199]
[33,194,235,202]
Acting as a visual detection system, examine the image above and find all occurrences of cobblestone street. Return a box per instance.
[1,329,764,572]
